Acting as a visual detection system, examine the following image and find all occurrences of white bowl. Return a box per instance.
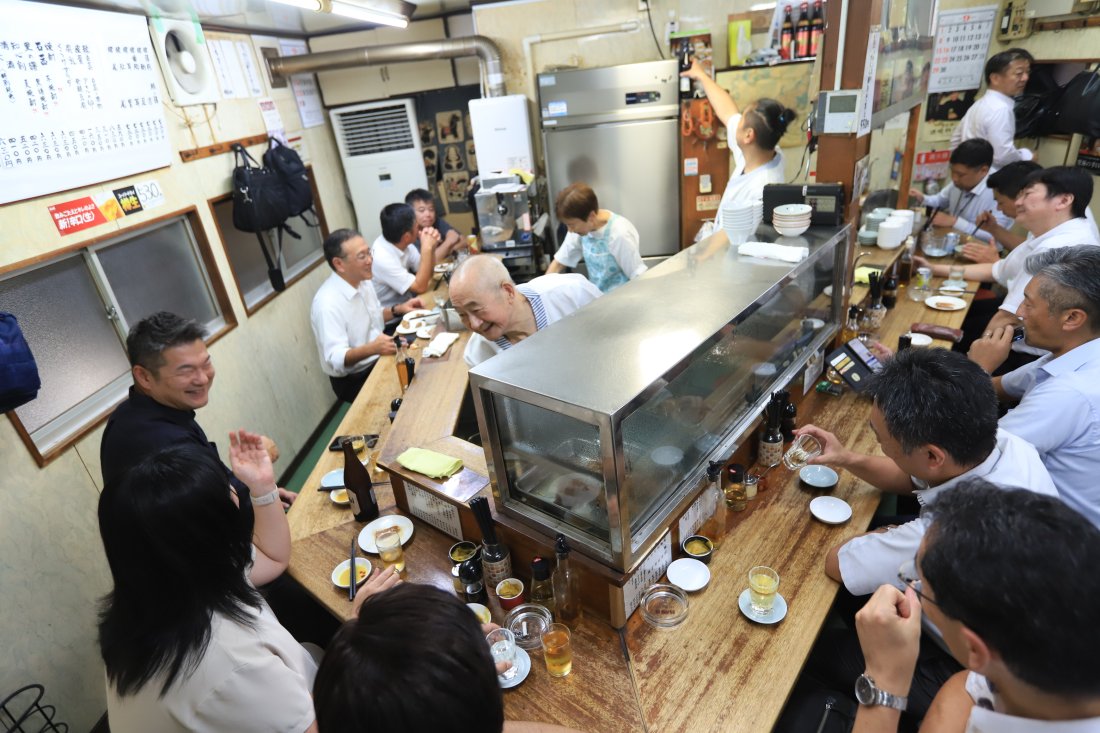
[774,203,813,217]
[331,558,371,588]
[666,558,711,592]
[774,223,810,237]
[799,464,839,489]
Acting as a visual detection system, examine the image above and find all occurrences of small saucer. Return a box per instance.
[799,465,839,489]
[810,495,853,524]
[738,588,788,624]
[499,646,531,689]
[667,558,710,592]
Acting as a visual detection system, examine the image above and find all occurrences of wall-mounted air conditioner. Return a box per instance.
[148,18,220,106]
[330,100,428,244]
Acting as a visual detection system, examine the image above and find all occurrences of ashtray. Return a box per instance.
[504,603,553,650]
[640,584,689,629]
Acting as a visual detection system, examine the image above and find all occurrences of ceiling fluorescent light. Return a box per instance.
[328,0,409,27]
[270,0,324,10]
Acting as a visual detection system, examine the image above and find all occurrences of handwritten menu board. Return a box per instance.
[928,6,997,94]
[0,1,172,204]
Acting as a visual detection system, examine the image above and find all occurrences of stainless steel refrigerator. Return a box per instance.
[539,60,680,260]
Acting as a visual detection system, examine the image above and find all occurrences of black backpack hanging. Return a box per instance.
[1049,70,1100,138]
[231,143,290,291]
[0,312,42,412]
[263,137,319,230]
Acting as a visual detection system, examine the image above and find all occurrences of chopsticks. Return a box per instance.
[921,206,940,233]
[348,536,357,602]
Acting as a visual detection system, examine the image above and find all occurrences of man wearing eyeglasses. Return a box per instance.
[853,482,1100,731]
[310,228,424,403]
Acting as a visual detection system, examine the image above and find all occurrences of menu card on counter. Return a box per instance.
[405,483,463,540]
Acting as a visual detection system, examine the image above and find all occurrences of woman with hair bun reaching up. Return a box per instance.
[681,59,796,230]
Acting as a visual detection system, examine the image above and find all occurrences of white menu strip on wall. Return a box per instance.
[0,1,173,205]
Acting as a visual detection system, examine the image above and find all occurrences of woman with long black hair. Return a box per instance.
[97,431,396,732]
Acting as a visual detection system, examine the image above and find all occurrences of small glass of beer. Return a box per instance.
[374,526,406,575]
[748,566,780,615]
[541,623,572,677]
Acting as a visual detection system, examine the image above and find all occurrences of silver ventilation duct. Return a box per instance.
[267,35,506,97]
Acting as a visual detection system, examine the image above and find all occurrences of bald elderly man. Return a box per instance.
[449,256,602,367]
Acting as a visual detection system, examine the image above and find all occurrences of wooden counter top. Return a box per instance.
[285,263,976,732]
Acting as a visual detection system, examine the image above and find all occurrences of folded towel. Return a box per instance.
[854,266,884,284]
[738,241,808,263]
[423,332,460,358]
[397,447,463,478]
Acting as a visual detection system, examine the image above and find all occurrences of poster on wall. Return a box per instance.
[0,1,173,205]
[928,6,997,93]
[277,38,324,128]
[414,84,481,214]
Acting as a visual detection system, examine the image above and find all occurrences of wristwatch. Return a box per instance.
[855,673,908,711]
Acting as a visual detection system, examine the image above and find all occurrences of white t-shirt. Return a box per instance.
[371,234,421,310]
[310,271,385,377]
[950,89,1034,170]
[997,216,1100,315]
[713,113,786,229]
[464,274,602,367]
[964,672,1100,732]
[837,429,1057,596]
[106,598,317,733]
[554,213,647,293]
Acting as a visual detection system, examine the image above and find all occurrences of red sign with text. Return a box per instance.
[48,197,109,236]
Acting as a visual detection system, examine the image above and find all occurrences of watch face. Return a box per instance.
[855,674,876,705]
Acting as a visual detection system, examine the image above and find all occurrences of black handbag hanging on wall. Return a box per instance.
[231,143,290,291]
[1050,70,1100,138]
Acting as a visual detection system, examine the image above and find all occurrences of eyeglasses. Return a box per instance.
[897,558,939,608]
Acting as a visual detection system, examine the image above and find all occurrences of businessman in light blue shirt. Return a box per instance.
[969,245,1100,528]
[910,139,1011,245]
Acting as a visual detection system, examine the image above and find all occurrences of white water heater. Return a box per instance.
[468,94,535,174]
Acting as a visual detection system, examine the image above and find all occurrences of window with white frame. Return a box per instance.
[0,213,232,463]
[211,170,327,312]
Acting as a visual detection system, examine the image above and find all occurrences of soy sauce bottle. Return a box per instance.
[342,438,379,523]
[459,559,488,605]
[395,337,415,393]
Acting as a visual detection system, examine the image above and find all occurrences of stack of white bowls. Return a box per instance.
[721,199,764,240]
[877,218,907,249]
[887,209,915,236]
[772,203,813,236]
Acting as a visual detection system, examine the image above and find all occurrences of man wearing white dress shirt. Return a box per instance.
[969,246,1100,528]
[851,484,1100,732]
[910,140,1009,244]
[311,228,423,403]
[370,203,454,312]
[950,48,1034,170]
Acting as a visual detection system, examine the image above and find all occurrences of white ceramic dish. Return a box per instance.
[434,262,455,274]
[810,495,853,524]
[416,326,434,340]
[905,332,933,347]
[321,468,344,489]
[499,647,531,689]
[738,588,788,624]
[358,515,415,553]
[467,603,491,624]
[667,558,711,592]
[395,318,426,335]
[925,295,967,312]
[548,473,603,509]
[799,465,839,489]
[651,445,684,466]
[774,223,810,237]
[331,558,371,588]
[774,203,813,217]
[940,280,967,292]
[330,487,350,505]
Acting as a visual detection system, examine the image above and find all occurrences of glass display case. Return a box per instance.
[469,225,849,571]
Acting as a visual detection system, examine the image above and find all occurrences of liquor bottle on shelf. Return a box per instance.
[469,496,512,591]
[809,0,824,57]
[780,5,795,59]
[678,40,693,100]
[795,2,811,58]
[553,534,580,626]
[342,438,379,523]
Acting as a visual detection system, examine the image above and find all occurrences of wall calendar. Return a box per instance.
[0,1,173,205]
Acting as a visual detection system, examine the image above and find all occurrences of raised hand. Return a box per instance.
[229,429,277,496]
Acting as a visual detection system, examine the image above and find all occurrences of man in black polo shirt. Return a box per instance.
[100,311,294,509]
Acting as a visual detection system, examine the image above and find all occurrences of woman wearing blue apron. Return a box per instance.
[547,183,647,293]
[681,59,797,230]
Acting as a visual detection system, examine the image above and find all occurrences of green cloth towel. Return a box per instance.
[397,448,463,478]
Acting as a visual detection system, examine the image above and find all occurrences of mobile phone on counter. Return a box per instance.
[327,434,379,452]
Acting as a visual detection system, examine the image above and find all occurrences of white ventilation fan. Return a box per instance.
[330,100,428,243]
[149,18,220,105]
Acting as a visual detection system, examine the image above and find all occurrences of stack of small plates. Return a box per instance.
[773,203,812,237]
[876,218,907,249]
[721,199,764,240]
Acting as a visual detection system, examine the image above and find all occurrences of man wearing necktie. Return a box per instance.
[910,140,1011,245]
